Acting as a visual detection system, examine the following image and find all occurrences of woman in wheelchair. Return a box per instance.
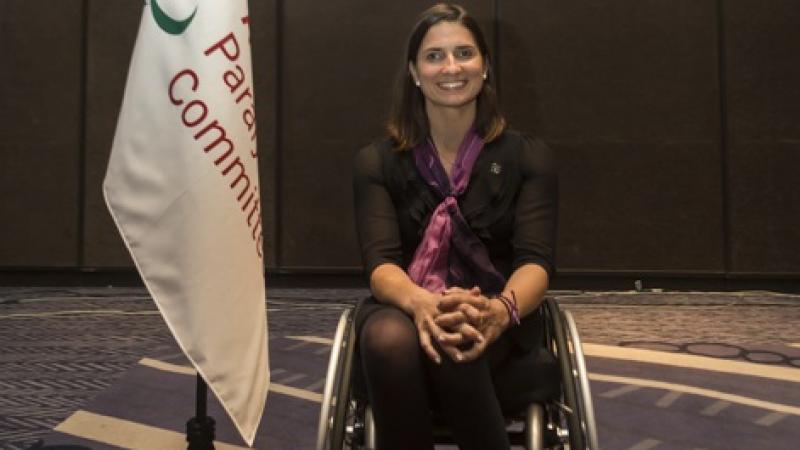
[352,3,557,449]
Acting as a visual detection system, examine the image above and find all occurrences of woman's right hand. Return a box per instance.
[407,290,445,364]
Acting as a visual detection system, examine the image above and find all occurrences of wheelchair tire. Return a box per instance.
[316,309,355,450]
[545,299,586,450]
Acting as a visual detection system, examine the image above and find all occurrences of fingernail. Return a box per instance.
[435,355,441,364]
[438,335,445,342]
[455,353,463,361]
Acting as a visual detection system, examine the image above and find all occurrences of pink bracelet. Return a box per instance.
[494,290,520,326]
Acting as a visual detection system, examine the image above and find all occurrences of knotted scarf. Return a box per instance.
[407,128,506,295]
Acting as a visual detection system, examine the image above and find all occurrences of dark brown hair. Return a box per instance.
[386,3,506,150]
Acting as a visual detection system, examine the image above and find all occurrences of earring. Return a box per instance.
[414,79,421,87]
[482,72,488,80]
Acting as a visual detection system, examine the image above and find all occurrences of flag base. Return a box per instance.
[187,416,216,450]
[186,374,216,450]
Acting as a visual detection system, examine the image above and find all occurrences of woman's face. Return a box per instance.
[410,21,485,111]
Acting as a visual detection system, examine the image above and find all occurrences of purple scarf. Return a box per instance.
[407,128,506,295]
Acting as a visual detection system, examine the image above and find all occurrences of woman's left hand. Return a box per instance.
[435,287,511,362]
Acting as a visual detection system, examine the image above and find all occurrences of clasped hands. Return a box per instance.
[413,286,511,364]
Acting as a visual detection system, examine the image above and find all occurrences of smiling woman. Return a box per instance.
[409,21,486,112]
[386,4,505,154]
[352,3,558,450]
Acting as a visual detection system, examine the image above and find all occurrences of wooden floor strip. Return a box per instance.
[583,343,800,383]
[55,410,247,450]
[590,373,800,416]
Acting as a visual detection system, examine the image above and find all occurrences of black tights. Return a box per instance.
[359,306,511,450]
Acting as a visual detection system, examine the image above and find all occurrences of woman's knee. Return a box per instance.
[359,308,420,366]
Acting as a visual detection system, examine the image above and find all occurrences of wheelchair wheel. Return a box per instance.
[316,308,357,450]
[544,299,600,450]
[544,299,585,449]
[563,309,599,449]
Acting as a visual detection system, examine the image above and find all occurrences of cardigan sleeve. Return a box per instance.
[352,143,404,277]
[511,136,558,276]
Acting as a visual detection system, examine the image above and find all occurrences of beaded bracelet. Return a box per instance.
[493,290,521,326]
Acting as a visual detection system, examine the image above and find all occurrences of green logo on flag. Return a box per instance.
[151,0,197,35]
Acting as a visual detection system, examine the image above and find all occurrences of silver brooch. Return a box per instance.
[490,162,502,175]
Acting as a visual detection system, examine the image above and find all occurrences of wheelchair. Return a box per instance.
[316,298,599,450]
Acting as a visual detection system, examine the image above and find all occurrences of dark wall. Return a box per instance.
[0,1,84,266]
[1,1,798,279]
[724,0,800,275]
[82,0,141,267]
[499,0,724,273]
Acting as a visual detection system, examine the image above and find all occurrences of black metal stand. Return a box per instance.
[186,374,216,450]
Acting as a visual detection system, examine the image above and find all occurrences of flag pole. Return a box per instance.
[187,374,216,450]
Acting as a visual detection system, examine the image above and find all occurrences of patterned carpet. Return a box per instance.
[1,287,799,449]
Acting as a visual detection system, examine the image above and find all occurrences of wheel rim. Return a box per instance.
[316,309,352,450]
[545,299,585,450]
[563,309,599,450]
[330,310,356,449]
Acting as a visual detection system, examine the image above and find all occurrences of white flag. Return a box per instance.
[103,0,268,445]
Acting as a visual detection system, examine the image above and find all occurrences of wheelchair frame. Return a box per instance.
[317,298,598,450]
